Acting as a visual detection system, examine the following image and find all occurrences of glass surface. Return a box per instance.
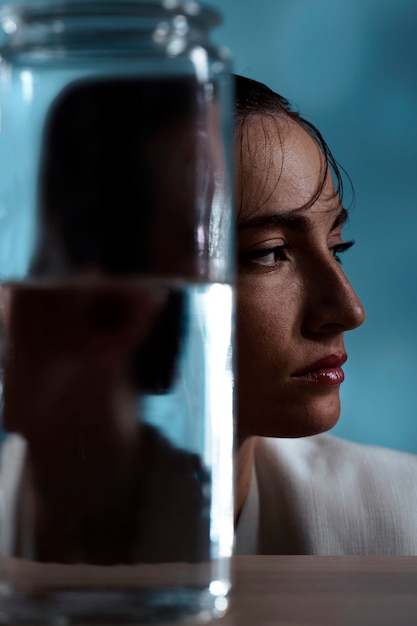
[0,3,234,624]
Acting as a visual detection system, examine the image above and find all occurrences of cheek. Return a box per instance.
[237,281,300,351]
[236,280,295,367]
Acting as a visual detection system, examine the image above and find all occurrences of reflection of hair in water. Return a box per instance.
[31,78,198,393]
[32,77,199,275]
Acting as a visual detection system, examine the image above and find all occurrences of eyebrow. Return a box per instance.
[238,206,348,233]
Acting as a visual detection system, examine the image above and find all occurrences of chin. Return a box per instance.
[238,392,342,440]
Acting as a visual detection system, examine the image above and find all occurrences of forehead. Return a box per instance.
[235,113,338,220]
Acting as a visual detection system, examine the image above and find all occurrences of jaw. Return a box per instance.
[237,385,342,439]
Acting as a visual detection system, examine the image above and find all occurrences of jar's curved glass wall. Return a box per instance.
[0,2,234,624]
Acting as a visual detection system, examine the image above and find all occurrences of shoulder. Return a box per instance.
[133,424,211,562]
[247,434,417,555]
[140,423,207,484]
[254,433,417,482]
[253,433,417,510]
[137,424,210,518]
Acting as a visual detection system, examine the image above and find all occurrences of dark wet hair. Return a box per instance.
[233,74,351,212]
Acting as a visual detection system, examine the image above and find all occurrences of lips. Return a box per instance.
[292,354,347,386]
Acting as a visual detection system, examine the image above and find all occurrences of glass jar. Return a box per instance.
[0,1,234,624]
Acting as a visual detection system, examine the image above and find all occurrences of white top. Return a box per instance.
[235,434,417,555]
[3,433,417,557]
[0,434,27,557]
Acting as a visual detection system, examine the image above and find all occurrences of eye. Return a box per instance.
[239,244,292,270]
[330,240,355,264]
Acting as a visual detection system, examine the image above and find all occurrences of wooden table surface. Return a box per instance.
[207,556,417,626]
[2,555,417,625]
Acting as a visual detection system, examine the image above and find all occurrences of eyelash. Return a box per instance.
[242,243,292,264]
[331,240,355,264]
[240,244,292,267]
[240,239,355,268]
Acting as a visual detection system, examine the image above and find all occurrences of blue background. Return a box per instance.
[208,0,417,453]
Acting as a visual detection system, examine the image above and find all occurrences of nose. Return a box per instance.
[303,257,365,336]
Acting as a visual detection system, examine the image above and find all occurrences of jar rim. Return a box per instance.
[0,0,221,27]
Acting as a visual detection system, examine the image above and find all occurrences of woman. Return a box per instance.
[233,75,417,554]
[2,74,417,559]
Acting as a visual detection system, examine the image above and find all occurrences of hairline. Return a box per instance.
[235,109,333,218]
[233,76,352,218]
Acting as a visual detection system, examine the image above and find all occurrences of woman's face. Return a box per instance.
[236,114,365,440]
